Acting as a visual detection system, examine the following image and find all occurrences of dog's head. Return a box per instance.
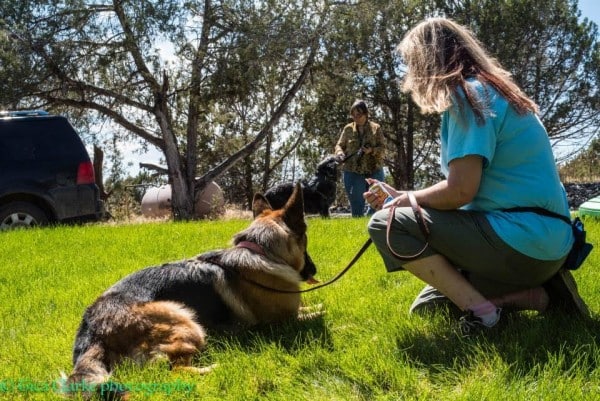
[235,183,317,282]
[316,156,339,181]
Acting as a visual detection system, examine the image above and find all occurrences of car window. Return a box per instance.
[0,118,86,164]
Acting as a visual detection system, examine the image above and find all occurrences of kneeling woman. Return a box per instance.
[365,18,588,334]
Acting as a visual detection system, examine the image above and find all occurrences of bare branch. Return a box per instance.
[45,95,165,150]
[265,132,305,179]
[195,36,320,191]
[112,0,161,96]
[139,162,169,175]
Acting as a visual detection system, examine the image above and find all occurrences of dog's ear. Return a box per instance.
[317,156,331,169]
[252,193,273,218]
[282,183,307,235]
[318,155,338,170]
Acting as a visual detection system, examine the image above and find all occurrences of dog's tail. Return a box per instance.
[58,298,130,400]
[58,351,121,400]
[60,342,127,400]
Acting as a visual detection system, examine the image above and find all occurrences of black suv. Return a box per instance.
[0,110,104,230]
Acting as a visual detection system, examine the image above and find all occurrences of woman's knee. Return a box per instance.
[368,209,393,243]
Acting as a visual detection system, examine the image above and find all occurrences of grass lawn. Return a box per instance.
[0,216,599,400]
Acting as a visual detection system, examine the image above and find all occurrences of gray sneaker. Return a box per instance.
[409,285,461,317]
[543,269,590,319]
[458,308,502,336]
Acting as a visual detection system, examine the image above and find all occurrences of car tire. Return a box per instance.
[0,202,49,231]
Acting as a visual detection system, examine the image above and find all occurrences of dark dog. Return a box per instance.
[64,184,318,400]
[265,156,338,217]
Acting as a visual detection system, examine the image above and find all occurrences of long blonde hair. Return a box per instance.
[396,18,538,122]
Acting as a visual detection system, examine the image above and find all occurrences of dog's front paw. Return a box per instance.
[298,303,325,320]
[173,364,217,375]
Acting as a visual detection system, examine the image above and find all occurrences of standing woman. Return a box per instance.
[365,18,588,334]
[335,100,386,217]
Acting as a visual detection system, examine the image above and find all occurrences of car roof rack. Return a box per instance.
[0,110,50,117]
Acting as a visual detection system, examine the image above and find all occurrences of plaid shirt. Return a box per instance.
[334,120,385,175]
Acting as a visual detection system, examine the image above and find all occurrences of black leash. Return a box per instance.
[213,239,373,294]
[341,151,359,163]
[213,190,431,293]
[216,191,429,292]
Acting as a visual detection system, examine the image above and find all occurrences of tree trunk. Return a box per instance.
[93,145,110,200]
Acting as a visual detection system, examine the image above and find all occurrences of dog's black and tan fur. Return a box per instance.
[65,184,316,399]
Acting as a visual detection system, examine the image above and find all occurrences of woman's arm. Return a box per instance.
[334,126,349,159]
[414,155,483,209]
[365,155,483,210]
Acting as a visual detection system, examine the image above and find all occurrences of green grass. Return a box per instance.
[1,216,599,400]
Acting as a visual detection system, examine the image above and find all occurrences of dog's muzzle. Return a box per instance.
[301,251,319,284]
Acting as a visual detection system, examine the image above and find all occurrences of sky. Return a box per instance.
[119,1,600,177]
[578,0,600,26]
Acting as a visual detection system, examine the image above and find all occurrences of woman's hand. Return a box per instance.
[363,179,402,210]
[363,188,380,210]
[365,178,400,196]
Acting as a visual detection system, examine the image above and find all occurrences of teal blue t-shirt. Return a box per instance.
[440,79,572,260]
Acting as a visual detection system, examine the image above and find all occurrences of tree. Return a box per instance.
[2,0,597,208]
[559,137,600,181]
[438,0,600,161]
[301,0,599,191]
[0,0,329,218]
[301,0,449,190]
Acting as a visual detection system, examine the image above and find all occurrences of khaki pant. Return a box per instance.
[367,207,566,301]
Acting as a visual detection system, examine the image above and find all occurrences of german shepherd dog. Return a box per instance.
[64,184,317,400]
[265,156,338,217]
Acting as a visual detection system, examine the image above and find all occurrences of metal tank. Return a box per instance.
[141,181,225,218]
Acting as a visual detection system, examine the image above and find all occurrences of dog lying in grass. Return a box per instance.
[265,156,338,217]
[63,184,319,400]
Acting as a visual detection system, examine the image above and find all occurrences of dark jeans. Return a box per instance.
[343,168,385,217]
